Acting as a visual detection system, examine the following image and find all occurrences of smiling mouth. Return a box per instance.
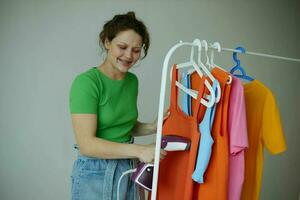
[118,58,133,67]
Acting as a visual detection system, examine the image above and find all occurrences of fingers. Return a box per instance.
[142,145,168,163]
[164,108,170,116]
[160,149,167,160]
[163,109,170,121]
[161,149,167,156]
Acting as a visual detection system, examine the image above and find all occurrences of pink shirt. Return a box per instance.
[228,76,249,200]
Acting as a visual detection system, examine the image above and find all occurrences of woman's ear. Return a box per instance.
[104,38,110,50]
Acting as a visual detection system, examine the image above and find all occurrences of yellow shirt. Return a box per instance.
[241,80,287,200]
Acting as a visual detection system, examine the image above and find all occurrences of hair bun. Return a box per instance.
[126,11,136,19]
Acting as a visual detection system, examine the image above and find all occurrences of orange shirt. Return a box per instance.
[191,67,232,200]
[241,80,287,200]
[154,65,206,200]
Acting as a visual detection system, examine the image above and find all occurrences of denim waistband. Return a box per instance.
[74,136,134,152]
[73,137,137,200]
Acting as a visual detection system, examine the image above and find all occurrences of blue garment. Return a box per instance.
[192,80,218,183]
[182,72,192,116]
[71,145,138,200]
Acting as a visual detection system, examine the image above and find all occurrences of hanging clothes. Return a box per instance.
[192,79,218,184]
[227,76,249,200]
[241,80,287,200]
[191,67,232,200]
[154,64,206,200]
[182,71,192,116]
[181,72,218,183]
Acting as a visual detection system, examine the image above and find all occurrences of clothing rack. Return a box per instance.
[218,46,300,63]
[151,40,300,200]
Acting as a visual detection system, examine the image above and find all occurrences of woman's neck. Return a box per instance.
[98,60,126,80]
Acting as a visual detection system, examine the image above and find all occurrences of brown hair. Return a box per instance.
[99,11,150,59]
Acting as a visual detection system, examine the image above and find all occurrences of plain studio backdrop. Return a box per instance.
[0,0,299,199]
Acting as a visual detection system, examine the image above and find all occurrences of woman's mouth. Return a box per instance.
[118,58,133,67]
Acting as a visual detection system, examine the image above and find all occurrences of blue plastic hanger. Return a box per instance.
[229,47,254,81]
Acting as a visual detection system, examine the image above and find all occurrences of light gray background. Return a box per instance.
[0,0,299,199]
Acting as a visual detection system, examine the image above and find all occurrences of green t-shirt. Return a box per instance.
[69,67,138,142]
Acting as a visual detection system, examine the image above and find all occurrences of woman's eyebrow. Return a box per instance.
[117,42,142,48]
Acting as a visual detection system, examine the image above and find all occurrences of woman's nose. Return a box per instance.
[124,49,133,60]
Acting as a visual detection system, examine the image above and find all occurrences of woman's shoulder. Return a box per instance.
[71,67,101,90]
[75,67,98,79]
[127,71,138,82]
[73,67,99,83]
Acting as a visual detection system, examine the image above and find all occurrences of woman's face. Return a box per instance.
[104,29,143,73]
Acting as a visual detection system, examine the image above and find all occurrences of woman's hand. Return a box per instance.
[138,143,167,163]
[151,109,170,132]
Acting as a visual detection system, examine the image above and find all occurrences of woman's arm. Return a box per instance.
[131,121,156,137]
[71,114,161,162]
[132,109,170,137]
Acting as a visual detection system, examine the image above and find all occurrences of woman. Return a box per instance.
[69,11,167,200]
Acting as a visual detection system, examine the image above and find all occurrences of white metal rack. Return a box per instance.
[151,39,300,200]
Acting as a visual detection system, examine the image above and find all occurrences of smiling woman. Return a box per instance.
[101,29,143,76]
[99,12,150,78]
[69,12,167,200]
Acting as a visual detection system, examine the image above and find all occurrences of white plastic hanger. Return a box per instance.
[185,39,221,103]
[210,42,221,69]
[173,39,215,107]
[209,42,233,84]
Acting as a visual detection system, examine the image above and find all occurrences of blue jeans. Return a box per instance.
[71,145,138,200]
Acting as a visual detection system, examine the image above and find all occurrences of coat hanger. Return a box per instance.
[210,42,221,70]
[173,39,216,107]
[186,39,222,103]
[209,41,232,85]
[229,46,254,81]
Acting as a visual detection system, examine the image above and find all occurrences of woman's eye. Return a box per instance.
[119,46,126,50]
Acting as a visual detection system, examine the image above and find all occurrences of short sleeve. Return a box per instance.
[261,92,287,154]
[69,74,99,114]
[228,78,249,155]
